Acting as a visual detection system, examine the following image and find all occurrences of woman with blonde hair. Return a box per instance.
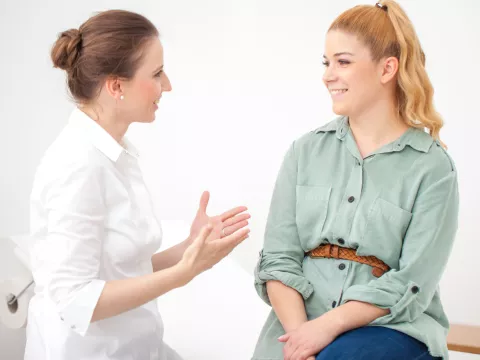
[253,1,457,359]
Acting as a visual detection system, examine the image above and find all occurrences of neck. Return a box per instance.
[79,105,129,144]
[348,99,409,146]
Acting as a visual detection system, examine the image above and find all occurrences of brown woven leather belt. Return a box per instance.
[307,244,390,277]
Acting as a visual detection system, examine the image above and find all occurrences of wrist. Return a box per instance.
[172,261,195,287]
[284,318,308,333]
[185,234,193,245]
[317,308,347,337]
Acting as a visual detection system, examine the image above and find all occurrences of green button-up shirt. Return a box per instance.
[253,116,459,359]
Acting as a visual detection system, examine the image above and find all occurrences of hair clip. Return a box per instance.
[375,2,388,11]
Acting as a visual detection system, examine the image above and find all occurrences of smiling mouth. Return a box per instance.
[330,89,348,94]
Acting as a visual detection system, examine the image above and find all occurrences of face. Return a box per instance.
[120,37,172,123]
[322,30,389,118]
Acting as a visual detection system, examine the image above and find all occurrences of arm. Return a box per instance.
[254,142,313,329]
[41,162,192,335]
[279,163,459,359]
[92,260,191,322]
[340,168,459,325]
[267,281,308,332]
[320,301,389,336]
[151,238,191,272]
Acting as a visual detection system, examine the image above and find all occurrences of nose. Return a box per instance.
[161,72,172,92]
[322,64,337,85]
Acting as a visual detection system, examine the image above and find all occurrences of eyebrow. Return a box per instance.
[323,52,355,58]
[153,65,164,73]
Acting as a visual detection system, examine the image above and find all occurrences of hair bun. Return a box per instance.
[51,28,82,72]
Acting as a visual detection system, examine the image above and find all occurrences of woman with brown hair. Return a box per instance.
[253,1,458,359]
[25,10,250,360]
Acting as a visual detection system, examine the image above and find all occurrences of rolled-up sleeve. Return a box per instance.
[341,169,459,324]
[254,142,313,305]
[41,161,106,336]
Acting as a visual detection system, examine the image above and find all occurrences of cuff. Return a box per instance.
[341,280,421,324]
[57,279,106,336]
[254,269,314,306]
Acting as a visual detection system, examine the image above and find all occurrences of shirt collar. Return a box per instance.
[68,107,139,162]
[314,116,433,153]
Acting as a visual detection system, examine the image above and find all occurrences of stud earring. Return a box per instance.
[120,95,124,100]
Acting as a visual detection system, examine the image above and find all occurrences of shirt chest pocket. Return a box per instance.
[295,185,332,249]
[359,198,412,268]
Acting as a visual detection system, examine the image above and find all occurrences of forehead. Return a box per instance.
[324,30,369,57]
[138,37,164,69]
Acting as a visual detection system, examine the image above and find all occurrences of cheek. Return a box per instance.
[136,79,159,100]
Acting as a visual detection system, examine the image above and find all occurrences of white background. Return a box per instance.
[1,0,479,358]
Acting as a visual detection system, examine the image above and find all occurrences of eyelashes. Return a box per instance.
[322,60,351,67]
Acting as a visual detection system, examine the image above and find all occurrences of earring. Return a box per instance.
[120,95,124,100]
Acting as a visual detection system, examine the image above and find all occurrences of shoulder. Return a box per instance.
[416,135,456,178]
[408,130,457,192]
[291,116,345,154]
[33,126,107,192]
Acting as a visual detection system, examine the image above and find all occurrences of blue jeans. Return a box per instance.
[316,326,441,360]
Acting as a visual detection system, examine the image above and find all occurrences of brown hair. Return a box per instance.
[329,1,444,145]
[51,10,159,103]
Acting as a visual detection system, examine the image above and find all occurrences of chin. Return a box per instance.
[332,103,349,116]
[142,112,157,123]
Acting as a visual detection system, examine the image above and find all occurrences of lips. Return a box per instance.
[330,89,348,94]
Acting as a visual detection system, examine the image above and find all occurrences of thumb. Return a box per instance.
[278,333,290,342]
[193,223,213,245]
[198,191,210,213]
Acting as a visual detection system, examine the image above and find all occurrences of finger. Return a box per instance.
[198,191,210,213]
[223,220,249,237]
[289,344,305,360]
[216,229,250,257]
[194,223,214,245]
[222,213,251,227]
[219,206,248,222]
[297,348,314,360]
[283,340,294,360]
[230,229,250,247]
[224,232,250,256]
[278,334,290,342]
[221,227,250,242]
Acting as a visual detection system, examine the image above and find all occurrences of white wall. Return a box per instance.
[1,0,479,358]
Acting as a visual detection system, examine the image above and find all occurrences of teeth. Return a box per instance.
[330,89,348,94]
[154,99,159,104]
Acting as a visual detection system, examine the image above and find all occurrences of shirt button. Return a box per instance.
[332,301,337,308]
[338,238,345,245]
[411,286,420,294]
[348,196,355,203]
[338,263,346,270]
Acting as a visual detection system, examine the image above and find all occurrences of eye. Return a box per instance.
[154,70,163,77]
[338,60,350,66]
[322,61,329,67]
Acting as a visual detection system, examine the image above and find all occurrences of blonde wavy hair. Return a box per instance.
[329,0,444,145]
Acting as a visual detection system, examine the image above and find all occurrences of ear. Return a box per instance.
[104,76,125,100]
[379,56,399,85]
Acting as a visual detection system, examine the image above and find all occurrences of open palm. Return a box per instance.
[189,191,250,243]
